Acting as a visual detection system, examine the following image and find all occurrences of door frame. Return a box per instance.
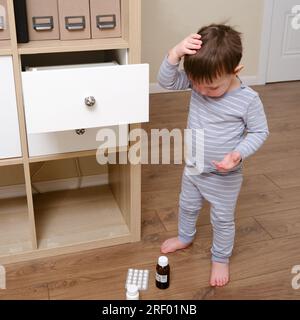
[257,0,275,84]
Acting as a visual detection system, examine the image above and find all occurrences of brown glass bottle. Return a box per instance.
[156,256,170,289]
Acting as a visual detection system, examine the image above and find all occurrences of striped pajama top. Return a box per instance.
[157,55,269,174]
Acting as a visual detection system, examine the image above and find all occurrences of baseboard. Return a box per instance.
[0,173,109,199]
[149,76,262,94]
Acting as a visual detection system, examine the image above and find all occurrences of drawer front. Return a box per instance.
[22,63,149,134]
[26,0,60,41]
[28,125,128,157]
[90,0,121,39]
[0,56,22,159]
[58,0,91,40]
[0,0,10,40]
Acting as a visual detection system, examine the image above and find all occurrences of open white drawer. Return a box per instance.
[21,62,149,134]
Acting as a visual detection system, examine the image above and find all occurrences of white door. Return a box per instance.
[267,0,300,82]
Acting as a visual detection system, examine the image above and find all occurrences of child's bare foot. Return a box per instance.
[160,237,192,254]
[210,261,230,287]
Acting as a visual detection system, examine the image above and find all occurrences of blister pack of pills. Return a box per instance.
[125,269,149,291]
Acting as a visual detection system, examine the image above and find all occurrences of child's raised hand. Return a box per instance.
[212,151,242,172]
[168,33,202,64]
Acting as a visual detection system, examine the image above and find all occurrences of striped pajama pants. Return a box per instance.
[178,166,243,263]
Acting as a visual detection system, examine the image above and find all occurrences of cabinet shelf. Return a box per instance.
[0,157,23,167]
[18,38,129,55]
[33,185,130,249]
[0,196,33,256]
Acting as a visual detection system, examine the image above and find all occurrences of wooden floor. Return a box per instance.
[1,81,300,300]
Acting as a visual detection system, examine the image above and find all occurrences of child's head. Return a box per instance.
[184,24,243,97]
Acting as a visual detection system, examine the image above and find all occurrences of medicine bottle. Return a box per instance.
[126,284,139,300]
[156,256,170,289]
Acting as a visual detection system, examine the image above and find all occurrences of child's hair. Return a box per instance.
[184,24,243,84]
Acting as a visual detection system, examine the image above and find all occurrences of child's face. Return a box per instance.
[192,73,236,98]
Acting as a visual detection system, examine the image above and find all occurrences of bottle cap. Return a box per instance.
[158,256,168,267]
[127,284,139,295]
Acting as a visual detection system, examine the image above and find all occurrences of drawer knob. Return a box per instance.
[85,96,96,107]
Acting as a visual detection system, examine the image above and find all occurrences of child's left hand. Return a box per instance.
[212,151,242,172]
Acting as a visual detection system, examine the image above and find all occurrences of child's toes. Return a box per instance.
[221,277,228,286]
[220,278,225,286]
[221,277,226,286]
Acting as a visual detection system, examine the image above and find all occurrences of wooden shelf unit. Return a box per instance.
[18,37,130,55]
[0,39,12,55]
[0,0,145,264]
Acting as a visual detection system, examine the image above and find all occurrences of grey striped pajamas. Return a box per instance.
[158,55,269,263]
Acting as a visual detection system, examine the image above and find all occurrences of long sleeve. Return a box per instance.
[234,95,269,159]
[157,55,191,90]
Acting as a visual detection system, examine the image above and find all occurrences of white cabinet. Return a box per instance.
[0,56,22,159]
[21,63,149,134]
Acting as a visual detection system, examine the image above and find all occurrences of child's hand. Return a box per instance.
[168,33,202,64]
[212,151,242,172]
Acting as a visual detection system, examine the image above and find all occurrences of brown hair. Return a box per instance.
[184,24,243,84]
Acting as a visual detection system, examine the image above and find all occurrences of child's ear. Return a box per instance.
[234,65,244,74]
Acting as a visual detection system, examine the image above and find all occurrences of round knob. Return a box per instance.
[84,96,96,107]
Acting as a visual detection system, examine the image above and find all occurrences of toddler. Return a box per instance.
[158,24,269,287]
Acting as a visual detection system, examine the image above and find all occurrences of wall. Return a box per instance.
[141,0,264,83]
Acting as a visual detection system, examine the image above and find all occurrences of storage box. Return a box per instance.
[58,0,91,40]
[26,0,60,41]
[0,0,10,40]
[90,0,121,39]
